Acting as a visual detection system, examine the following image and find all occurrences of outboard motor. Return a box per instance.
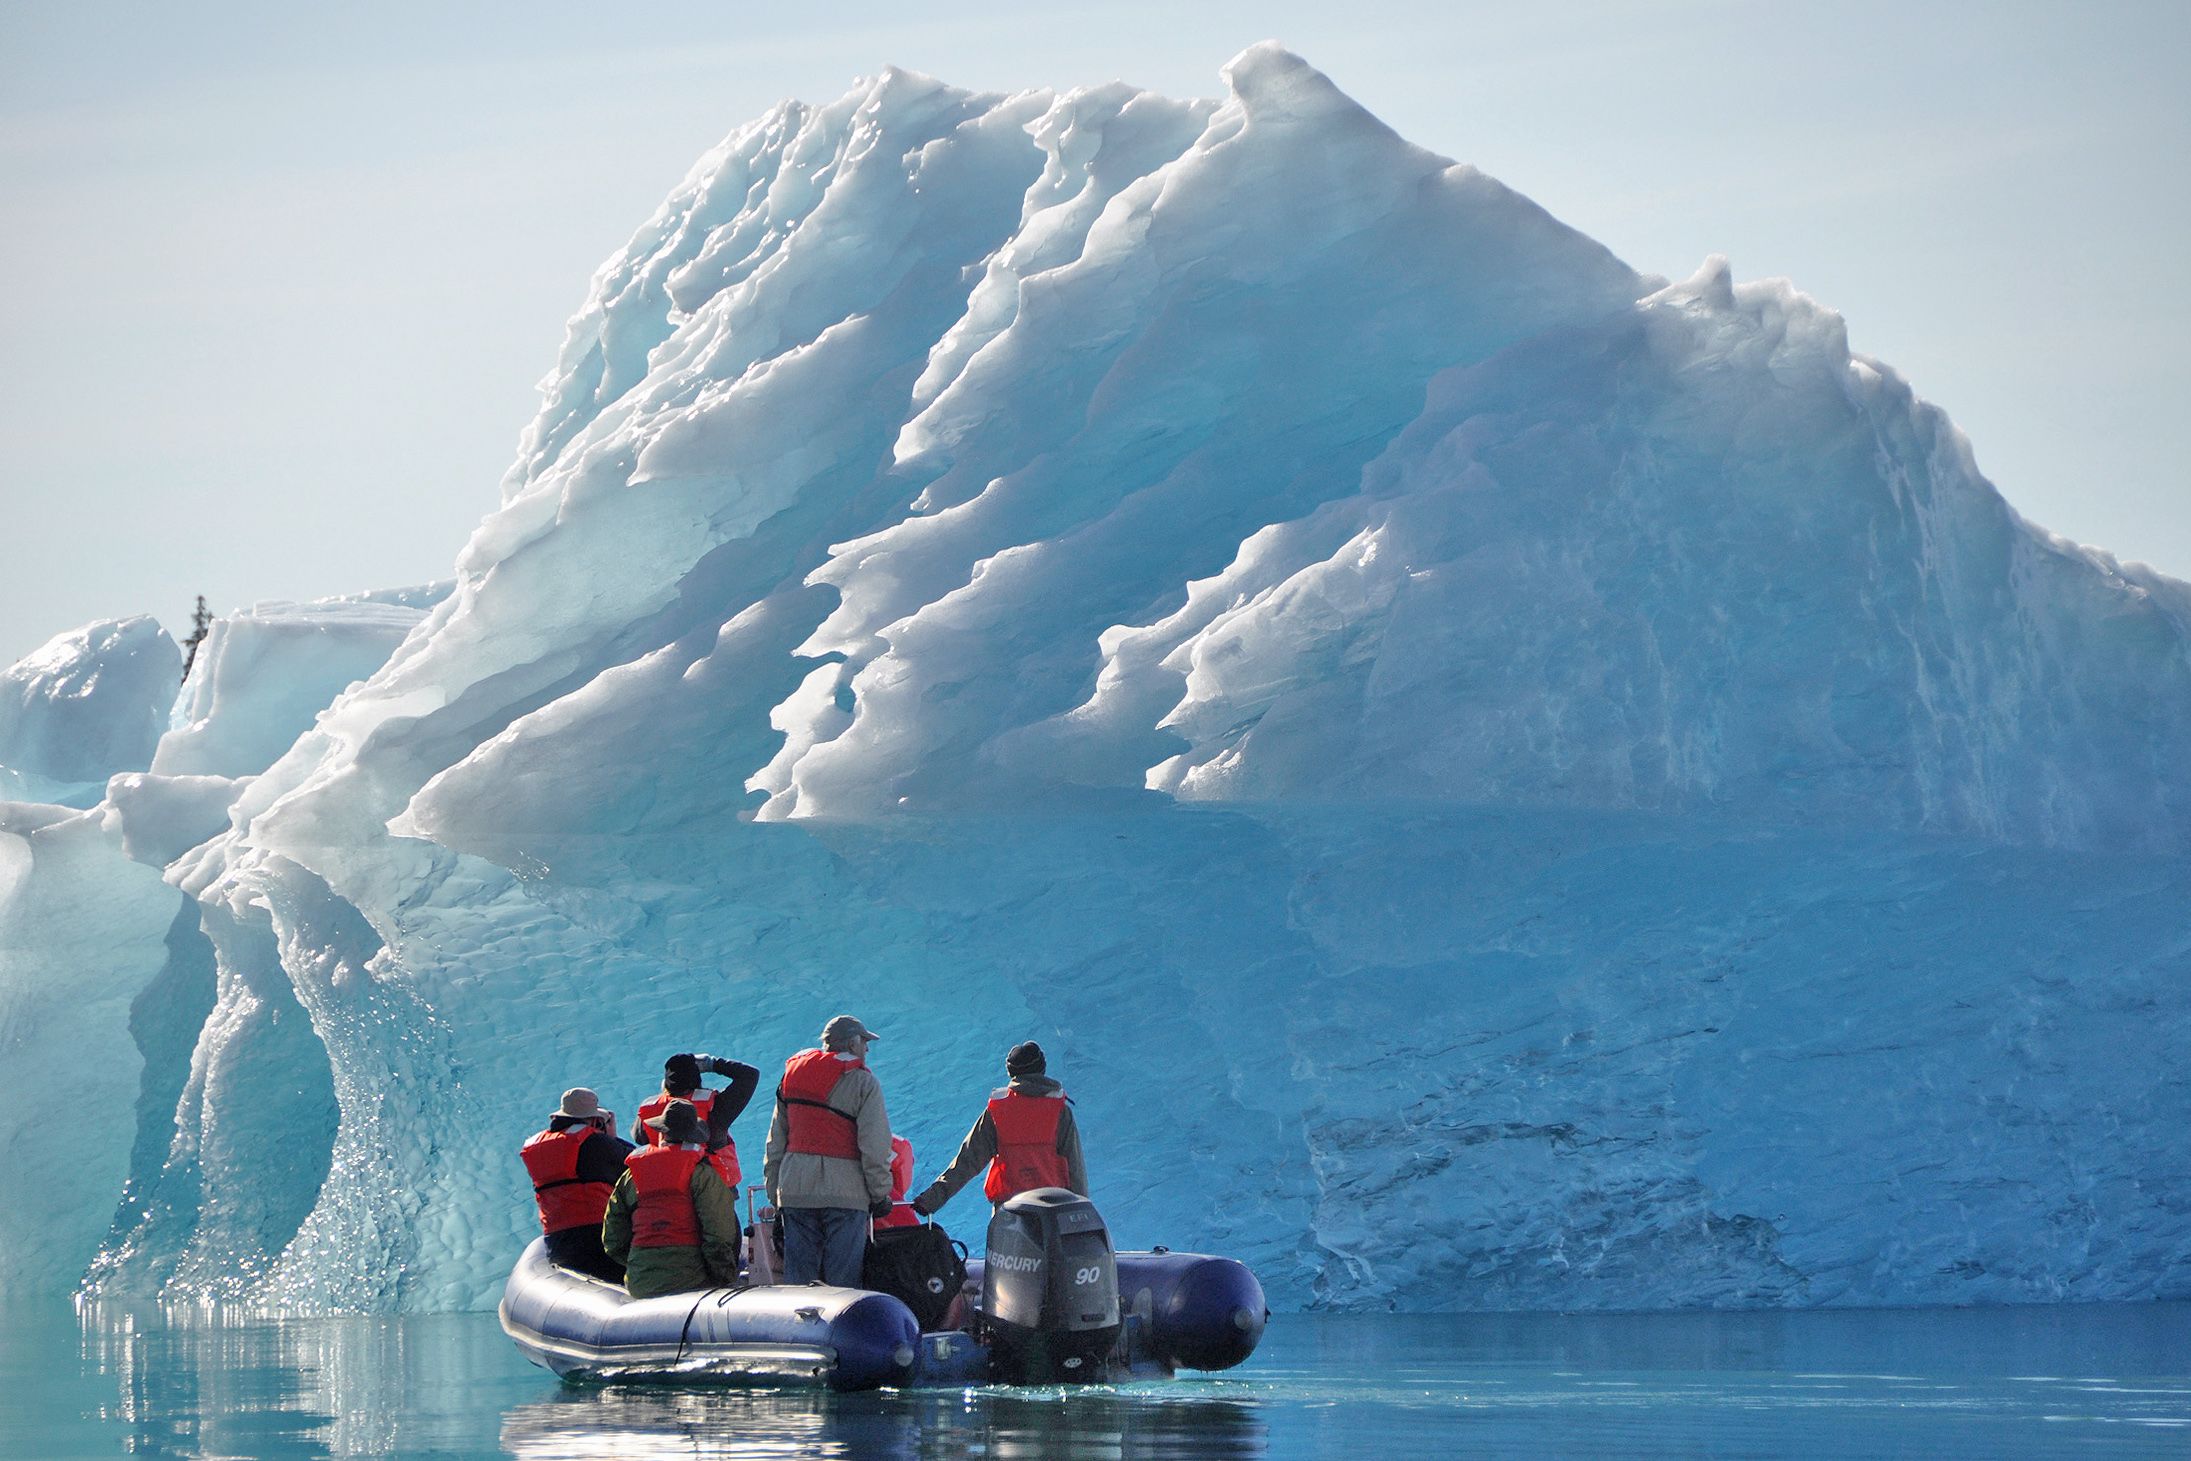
[981,1188,1121,1382]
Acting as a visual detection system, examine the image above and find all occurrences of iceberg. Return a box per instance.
[0,617,179,807]
[2,45,2186,1312]
[0,593,434,1298]
[154,589,446,781]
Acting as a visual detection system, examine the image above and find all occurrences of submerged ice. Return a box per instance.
[2,45,2187,1312]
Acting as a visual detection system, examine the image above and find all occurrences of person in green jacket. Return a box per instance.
[601,1099,742,1299]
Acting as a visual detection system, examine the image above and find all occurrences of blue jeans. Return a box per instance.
[781,1206,868,1287]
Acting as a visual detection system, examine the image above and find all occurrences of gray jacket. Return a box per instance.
[762,1051,893,1210]
[913,1074,1087,1214]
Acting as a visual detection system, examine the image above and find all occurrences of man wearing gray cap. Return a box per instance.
[765,1015,894,1285]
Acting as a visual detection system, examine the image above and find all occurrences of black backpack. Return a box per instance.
[862,1222,968,1330]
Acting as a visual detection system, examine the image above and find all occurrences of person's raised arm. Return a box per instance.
[707,1059,760,1136]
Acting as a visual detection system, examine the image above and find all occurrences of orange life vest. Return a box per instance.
[777,1049,863,1160]
[520,1127,615,1234]
[876,1133,919,1228]
[983,1087,1071,1202]
[636,1090,741,1184]
[636,1088,716,1146]
[625,1144,706,1249]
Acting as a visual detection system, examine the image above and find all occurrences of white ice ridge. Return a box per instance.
[0,617,178,806]
[2,45,2188,1312]
[157,590,444,780]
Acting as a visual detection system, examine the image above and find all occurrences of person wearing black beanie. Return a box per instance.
[635,1050,760,1157]
[911,1040,1087,1218]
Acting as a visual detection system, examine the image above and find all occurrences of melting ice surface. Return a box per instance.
[1,44,2188,1315]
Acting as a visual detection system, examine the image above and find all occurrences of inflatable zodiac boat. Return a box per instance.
[500,1188,1267,1390]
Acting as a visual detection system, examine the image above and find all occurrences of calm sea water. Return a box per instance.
[6,1301,2186,1458]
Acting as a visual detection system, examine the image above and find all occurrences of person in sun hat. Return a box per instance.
[601,1098,743,1298]
[764,1015,894,1285]
[518,1087,634,1282]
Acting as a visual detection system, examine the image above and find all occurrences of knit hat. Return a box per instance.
[663,1053,703,1094]
[1006,1041,1046,1077]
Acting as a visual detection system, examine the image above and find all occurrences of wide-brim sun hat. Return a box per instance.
[642,1098,705,1144]
[555,1087,608,1121]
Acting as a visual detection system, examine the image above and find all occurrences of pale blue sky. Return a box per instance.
[2,1,2186,665]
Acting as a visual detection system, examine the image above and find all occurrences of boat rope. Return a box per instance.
[675,1293,707,1364]
[674,1281,757,1365]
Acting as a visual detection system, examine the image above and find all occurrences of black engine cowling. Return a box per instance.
[981,1188,1121,1382]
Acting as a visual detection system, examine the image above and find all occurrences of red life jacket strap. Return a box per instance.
[775,1090,857,1123]
[778,1050,865,1160]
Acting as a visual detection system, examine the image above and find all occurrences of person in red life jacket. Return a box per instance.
[635,1052,759,1160]
[763,1014,894,1285]
[910,1041,1087,1217]
[874,1134,921,1230]
[600,1098,743,1299]
[519,1087,634,1282]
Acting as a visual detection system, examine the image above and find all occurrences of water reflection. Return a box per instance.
[75,1306,336,1457]
[12,1301,2186,1458]
[499,1383,1268,1461]
[36,1304,1264,1460]
[56,1305,529,1458]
